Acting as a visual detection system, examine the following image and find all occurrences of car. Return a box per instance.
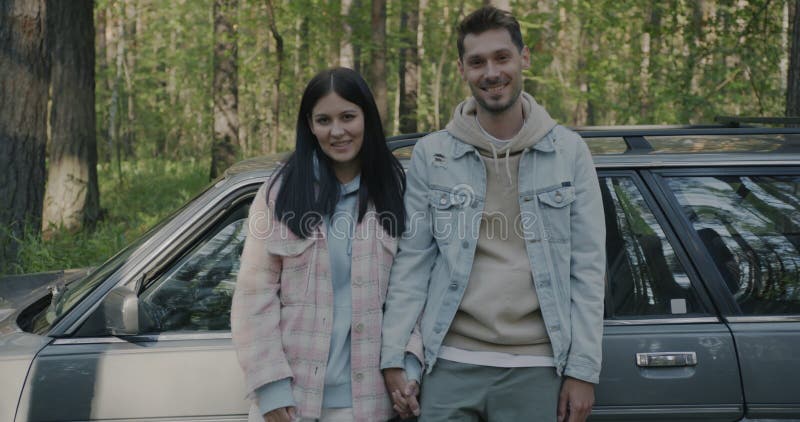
[1,119,799,421]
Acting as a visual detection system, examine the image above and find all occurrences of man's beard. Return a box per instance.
[470,78,523,115]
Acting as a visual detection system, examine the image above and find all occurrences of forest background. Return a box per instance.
[0,0,796,275]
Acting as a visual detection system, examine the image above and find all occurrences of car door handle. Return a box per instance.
[636,352,698,367]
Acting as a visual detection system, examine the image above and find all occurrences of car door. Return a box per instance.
[591,171,744,421]
[656,168,800,420]
[16,192,255,422]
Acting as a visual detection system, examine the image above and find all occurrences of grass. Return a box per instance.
[6,157,210,276]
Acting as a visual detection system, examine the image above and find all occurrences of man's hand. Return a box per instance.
[383,368,420,419]
[263,406,296,422]
[557,377,594,422]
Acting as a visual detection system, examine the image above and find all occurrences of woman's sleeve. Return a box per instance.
[231,183,294,399]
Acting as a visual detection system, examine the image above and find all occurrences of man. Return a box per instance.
[381,6,606,422]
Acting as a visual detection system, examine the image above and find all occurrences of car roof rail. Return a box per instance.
[714,116,800,127]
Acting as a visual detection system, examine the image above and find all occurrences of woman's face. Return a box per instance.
[310,92,365,179]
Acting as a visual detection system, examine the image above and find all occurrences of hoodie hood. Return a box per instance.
[446,92,557,186]
[445,92,556,156]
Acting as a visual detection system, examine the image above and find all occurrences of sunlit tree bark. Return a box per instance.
[42,0,100,235]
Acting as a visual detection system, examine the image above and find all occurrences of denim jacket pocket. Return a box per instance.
[537,185,576,243]
[266,237,316,303]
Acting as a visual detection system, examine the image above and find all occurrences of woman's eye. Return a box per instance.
[342,114,355,121]
[315,117,330,125]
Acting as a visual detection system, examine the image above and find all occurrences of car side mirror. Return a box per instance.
[102,286,139,336]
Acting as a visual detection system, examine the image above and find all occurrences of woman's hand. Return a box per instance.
[383,368,420,419]
[263,406,297,422]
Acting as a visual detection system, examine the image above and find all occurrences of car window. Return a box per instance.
[138,200,251,332]
[666,175,800,315]
[601,176,707,318]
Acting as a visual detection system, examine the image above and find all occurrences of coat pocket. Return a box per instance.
[265,237,316,303]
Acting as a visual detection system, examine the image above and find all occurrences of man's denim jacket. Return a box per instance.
[380,125,606,384]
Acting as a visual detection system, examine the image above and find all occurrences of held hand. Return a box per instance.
[263,406,296,422]
[557,377,595,422]
[383,368,421,419]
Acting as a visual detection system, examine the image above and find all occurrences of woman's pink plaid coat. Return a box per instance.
[231,182,423,422]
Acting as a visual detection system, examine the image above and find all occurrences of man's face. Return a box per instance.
[458,28,530,115]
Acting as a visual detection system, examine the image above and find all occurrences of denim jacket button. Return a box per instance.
[449,283,458,290]
[434,326,442,334]
[439,196,447,205]
[462,240,469,249]
[555,192,563,203]
[354,322,364,333]
[355,373,364,381]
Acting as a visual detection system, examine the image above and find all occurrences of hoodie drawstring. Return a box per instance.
[487,142,515,187]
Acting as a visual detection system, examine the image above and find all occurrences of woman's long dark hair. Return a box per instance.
[268,67,406,238]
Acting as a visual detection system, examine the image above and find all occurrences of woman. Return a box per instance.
[231,68,422,422]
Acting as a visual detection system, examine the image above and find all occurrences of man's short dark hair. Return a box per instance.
[457,6,524,60]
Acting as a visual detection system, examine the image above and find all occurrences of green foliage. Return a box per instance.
[96,0,792,160]
[6,158,209,276]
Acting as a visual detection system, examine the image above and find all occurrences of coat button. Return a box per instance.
[354,322,364,333]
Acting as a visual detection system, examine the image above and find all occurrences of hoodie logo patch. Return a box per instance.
[433,153,447,168]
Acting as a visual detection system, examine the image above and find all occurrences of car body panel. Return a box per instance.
[0,333,52,422]
[593,323,743,421]
[16,335,248,421]
[727,321,800,418]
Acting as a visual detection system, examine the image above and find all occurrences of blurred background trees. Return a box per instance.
[93,0,792,162]
[0,0,796,274]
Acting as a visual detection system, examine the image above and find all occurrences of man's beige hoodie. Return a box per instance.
[442,92,557,356]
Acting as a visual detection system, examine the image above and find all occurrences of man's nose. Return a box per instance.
[486,61,500,78]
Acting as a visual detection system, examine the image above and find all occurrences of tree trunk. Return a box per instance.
[399,0,420,133]
[109,8,123,179]
[265,0,283,154]
[787,0,800,117]
[121,0,137,159]
[370,0,388,126]
[210,0,239,179]
[340,0,354,68]
[352,0,363,74]
[0,0,49,271]
[328,0,341,66]
[42,0,99,236]
[95,6,110,162]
